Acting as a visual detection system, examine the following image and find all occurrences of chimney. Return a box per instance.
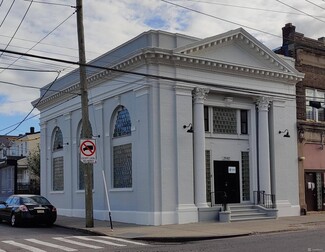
[30,127,35,134]
[318,37,325,45]
[282,23,296,46]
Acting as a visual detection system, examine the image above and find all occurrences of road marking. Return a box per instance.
[74,236,126,247]
[53,237,103,249]
[25,238,77,251]
[0,249,6,252]
[101,236,147,246]
[2,240,46,252]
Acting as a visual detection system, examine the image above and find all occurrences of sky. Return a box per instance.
[0,0,324,136]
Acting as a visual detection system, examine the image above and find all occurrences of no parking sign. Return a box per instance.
[80,139,97,163]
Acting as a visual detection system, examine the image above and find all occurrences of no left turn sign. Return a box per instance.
[80,139,97,163]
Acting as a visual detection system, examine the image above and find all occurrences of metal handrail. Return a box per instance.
[253,191,276,209]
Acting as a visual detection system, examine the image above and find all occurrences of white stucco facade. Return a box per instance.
[34,28,304,225]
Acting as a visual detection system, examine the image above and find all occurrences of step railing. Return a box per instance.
[253,191,276,209]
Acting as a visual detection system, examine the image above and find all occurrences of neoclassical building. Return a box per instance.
[34,28,304,225]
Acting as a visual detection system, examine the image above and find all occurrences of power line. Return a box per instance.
[305,0,325,11]
[0,10,77,74]
[5,71,61,135]
[0,0,16,27]
[0,0,34,58]
[161,0,282,38]
[275,0,325,23]
[23,0,76,8]
[173,0,325,17]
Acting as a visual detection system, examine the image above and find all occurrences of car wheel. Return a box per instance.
[11,214,18,227]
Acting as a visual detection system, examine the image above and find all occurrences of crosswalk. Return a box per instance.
[0,235,148,251]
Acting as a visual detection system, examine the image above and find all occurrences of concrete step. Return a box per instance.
[230,215,275,222]
[228,204,276,222]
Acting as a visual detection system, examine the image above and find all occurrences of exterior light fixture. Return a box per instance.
[279,129,290,138]
[183,123,193,133]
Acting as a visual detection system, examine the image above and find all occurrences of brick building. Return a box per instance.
[276,23,325,213]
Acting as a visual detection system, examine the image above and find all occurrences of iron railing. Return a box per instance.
[253,191,276,209]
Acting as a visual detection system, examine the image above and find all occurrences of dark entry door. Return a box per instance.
[305,172,317,211]
[214,161,240,204]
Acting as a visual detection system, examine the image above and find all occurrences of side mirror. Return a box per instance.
[0,201,7,205]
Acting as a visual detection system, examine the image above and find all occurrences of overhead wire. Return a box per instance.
[0,9,77,74]
[0,0,33,58]
[4,71,61,135]
[161,0,282,38]
[275,0,325,23]
[305,0,325,11]
[0,0,16,27]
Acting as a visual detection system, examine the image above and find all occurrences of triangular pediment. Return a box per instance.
[174,28,298,74]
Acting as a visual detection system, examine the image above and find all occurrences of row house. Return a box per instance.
[276,23,325,213]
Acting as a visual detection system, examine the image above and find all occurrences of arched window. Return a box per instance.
[113,106,131,137]
[53,128,63,150]
[52,127,64,191]
[112,106,132,188]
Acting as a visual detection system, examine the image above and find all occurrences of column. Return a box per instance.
[193,87,209,208]
[256,97,271,194]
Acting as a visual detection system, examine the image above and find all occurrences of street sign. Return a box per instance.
[80,139,97,163]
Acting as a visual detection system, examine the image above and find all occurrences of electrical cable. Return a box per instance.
[23,0,76,8]
[0,0,16,27]
[4,71,61,135]
[275,0,325,23]
[305,0,325,11]
[161,0,282,38]
[0,10,77,74]
[0,0,33,58]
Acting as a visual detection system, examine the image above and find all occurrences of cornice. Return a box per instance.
[36,48,303,110]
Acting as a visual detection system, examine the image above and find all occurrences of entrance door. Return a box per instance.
[214,161,240,204]
[305,172,317,211]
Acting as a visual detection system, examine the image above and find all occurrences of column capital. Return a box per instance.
[193,87,209,103]
[256,96,271,112]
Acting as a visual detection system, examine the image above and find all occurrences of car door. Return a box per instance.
[0,197,13,221]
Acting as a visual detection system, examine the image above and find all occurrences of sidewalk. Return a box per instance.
[55,213,325,242]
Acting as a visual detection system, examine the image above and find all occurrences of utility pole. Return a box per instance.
[76,0,93,228]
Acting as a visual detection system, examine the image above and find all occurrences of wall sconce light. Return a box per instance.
[279,129,290,138]
[183,123,193,133]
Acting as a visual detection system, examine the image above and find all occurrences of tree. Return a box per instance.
[27,145,40,194]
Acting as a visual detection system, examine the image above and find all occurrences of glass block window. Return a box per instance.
[53,127,63,150]
[113,107,131,137]
[241,152,250,201]
[113,144,132,188]
[205,150,211,203]
[53,157,64,191]
[213,107,237,134]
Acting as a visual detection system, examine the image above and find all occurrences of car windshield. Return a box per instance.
[21,196,51,205]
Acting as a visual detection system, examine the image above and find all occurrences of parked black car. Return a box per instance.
[0,194,57,227]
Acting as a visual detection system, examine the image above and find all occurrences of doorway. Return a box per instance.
[214,161,240,204]
[305,172,317,211]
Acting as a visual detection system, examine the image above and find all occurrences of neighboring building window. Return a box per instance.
[53,157,64,191]
[112,106,132,188]
[52,127,64,191]
[53,128,63,150]
[306,88,325,122]
[240,110,248,135]
[213,107,237,134]
[24,142,27,155]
